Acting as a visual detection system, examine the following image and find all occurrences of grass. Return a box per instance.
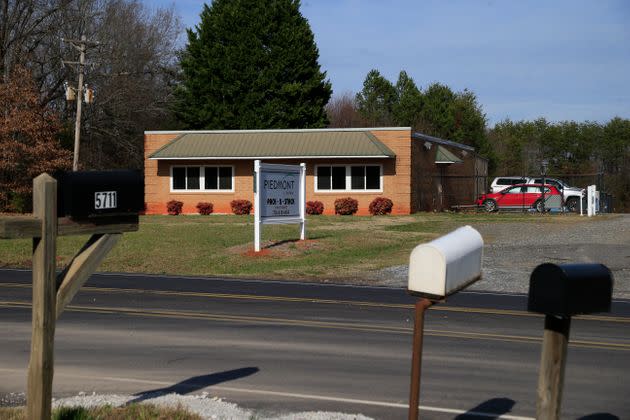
[0,212,594,281]
[0,404,202,420]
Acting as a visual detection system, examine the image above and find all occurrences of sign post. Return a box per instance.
[254,160,306,252]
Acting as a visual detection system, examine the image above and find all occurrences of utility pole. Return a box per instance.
[62,36,98,171]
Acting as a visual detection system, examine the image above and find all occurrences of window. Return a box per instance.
[204,166,233,190]
[317,166,346,190]
[187,167,200,190]
[316,164,382,192]
[172,167,186,190]
[171,166,233,191]
[504,186,524,194]
[497,178,526,186]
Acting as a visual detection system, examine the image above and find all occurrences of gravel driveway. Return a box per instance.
[374,214,630,299]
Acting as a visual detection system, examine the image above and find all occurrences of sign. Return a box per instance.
[253,160,306,252]
[94,191,117,210]
[260,170,300,218]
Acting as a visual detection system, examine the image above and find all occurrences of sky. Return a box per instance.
[145,0,630,126]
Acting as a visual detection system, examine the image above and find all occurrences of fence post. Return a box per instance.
[27,174,58,420]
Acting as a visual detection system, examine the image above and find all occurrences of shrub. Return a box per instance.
[334,197,358,215]
[231,199,252,215]
[166,200,183,215]
[306,200,324,215]
[369,197,394,215]
[196,202,214,215]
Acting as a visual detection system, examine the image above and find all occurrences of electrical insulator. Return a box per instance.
[65,85,76,101]
[84,87,94,104]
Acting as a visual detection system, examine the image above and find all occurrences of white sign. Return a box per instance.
[94,191,117,210]
[587,185,596,217]
[254,160,306,252]
[260,170,300,218]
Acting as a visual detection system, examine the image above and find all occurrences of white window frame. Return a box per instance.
[314,164,383,193]
[170,165,235,193]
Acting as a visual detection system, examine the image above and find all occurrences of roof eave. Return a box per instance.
[150,155,395,160]
[413,132,475,152]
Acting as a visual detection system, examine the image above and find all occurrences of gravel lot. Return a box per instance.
[374,214,630,299]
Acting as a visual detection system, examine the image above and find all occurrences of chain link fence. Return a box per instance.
[433,173,620,213]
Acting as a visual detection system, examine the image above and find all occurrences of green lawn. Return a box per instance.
[0,212,571,281]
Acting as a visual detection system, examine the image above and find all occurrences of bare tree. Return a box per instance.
[0,0,181,170]
[325,92,368,128]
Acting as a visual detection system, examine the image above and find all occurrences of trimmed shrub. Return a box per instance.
[306,200,324,215]
[334,197,358,215]
[231,199,252,215]
[196,202,214,215]
[369,197,394,215]
[166,200,183,215]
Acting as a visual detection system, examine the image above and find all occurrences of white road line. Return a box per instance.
[0,368,534,419]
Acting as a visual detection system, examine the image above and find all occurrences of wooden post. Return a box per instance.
[56,233,121,319]
[408,298,433,420]
[536,315,571,420]
[72,35,86,171]
[27,174,58,420]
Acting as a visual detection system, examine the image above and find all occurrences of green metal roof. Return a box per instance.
[149,130,396,159]
[435,145,463,164]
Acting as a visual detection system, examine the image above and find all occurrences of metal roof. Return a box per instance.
[413,132,475,152]
[149,130,396,160]
[435,145,463,164]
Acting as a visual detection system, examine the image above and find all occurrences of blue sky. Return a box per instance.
[146,0,629,126]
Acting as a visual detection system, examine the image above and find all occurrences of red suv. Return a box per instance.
[477,184,562,212]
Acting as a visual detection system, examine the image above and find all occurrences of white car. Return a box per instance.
[528,177,584,212]
[490,177,529,193]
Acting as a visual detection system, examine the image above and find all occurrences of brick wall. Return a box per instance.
[144,129,413,215]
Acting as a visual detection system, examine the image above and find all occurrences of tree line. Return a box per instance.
[326,70,630,211]
[1,0,628,211]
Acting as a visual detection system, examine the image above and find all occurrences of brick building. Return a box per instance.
[144,127,487,215]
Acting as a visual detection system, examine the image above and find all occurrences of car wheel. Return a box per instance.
[535,200,546,213]
[566,197,579,213]
[483,199,497,212]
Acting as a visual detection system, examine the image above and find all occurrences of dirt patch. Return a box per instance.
[232,239,323,258]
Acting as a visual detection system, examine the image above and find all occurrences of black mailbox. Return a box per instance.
[528,263,613,317]
[56,170,143,219]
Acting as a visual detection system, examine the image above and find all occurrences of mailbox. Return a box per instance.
[528,263,613,317]
[56,170,143,219]
[408,225,484,299]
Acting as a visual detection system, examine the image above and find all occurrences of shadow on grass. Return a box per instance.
[454,398,515,419]
[128,367,259,404]
[262,233,331,249]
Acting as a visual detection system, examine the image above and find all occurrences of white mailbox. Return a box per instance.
[408,225,484,299]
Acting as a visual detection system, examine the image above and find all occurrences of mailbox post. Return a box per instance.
[0,171,142,418]
[528,263,613,420]
[407,226,484,420]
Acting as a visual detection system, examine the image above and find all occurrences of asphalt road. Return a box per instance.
[1,269,629,419]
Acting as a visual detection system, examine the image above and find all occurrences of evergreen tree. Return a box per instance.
[174,0,332,129]
[392,71,422,127]
[355,69,396,126]
[417,82,456,138]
